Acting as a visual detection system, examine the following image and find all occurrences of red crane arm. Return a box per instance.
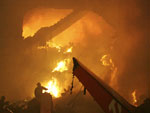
[73,57,135,113]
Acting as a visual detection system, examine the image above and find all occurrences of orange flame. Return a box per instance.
[132,90,138,106]
[22,9,115,100]
[43,78,61,98]
[52,59,70,72]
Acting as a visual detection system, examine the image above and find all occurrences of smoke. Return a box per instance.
[53,92,104,113]
[22,8,116,97]
[23,8,72,38]
[108,0,150,104]
[1,0,149,109]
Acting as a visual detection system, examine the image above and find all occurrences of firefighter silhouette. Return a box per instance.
[34,82,48,100]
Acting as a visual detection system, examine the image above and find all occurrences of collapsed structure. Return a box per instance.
[1,1,149,113]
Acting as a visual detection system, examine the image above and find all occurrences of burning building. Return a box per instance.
[0,0,150,113]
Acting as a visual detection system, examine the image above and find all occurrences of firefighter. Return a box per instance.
[34,82,48,100]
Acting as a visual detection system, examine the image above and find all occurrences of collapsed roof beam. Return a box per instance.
[24,10,87,46]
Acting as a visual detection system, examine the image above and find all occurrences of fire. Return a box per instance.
[132,90,138,106]
[22,9,103,47]
[52,59,70,72]
[23,8,116,100]
[66,47,72,53]
[43,78,61,98]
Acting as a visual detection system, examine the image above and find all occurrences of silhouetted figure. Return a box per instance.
[0,96,9,112]
[34,82,48,100]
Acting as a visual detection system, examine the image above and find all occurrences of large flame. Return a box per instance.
[22,8,122,102]
[21,7,147,106]
[52,59,70,72]
[132,90,138,106]
[43,78,61,98]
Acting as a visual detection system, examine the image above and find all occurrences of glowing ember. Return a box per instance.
[52,59,70,72]
[43,78,61,98]
[132,90,138,106]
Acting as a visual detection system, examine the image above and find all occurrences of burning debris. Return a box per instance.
[20,7,149,107]
[132,90,138,106]
[1,0,149,113]
[52,59,70,73]
[21,9,110,100]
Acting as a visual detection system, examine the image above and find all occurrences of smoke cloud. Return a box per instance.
[0,0,149,111]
